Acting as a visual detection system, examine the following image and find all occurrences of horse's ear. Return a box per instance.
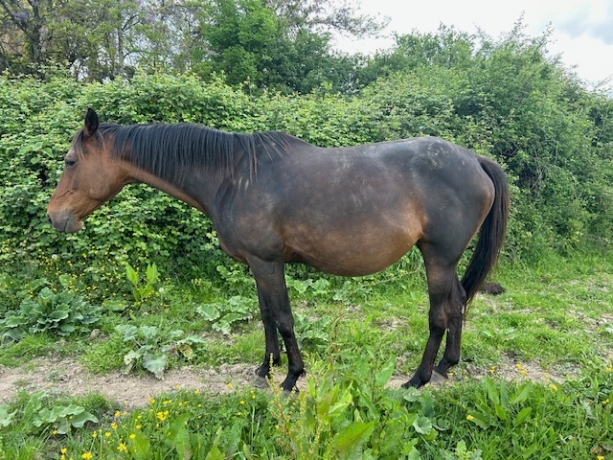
[84,108,99,137]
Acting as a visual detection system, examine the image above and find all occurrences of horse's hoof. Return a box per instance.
[253,375,269,389]
[432,367,449,379]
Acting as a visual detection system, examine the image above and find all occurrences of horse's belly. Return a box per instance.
[290,234,417,277]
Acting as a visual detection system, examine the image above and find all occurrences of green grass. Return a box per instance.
[1,249,612,459]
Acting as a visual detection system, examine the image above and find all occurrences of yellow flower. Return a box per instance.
[114,411,121,417]
[111,422,118,430]
[240,400,245,405]
[466,415,474,421]
[135,424,142,430]
[596,456,604,460]
[118,443,128,453]
[129,433,136,440]
[92,432,98,438]
[156,411,169,422]
[61,448,68,454]
[81,453,93,460]
[104,432,111,438]
[550,384,558,391]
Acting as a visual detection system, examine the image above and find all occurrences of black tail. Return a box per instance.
[461,156,510,304]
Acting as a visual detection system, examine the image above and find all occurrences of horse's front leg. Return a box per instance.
[249,256,304,391]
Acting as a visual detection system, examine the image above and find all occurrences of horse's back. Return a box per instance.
[241,136,495,276]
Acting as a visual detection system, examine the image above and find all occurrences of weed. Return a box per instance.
[0,276,101,342]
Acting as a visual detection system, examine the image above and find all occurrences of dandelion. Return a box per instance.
[118,443,128,453]
[61,448,68,454]
[550,384,558,391]
[82,453,93,460]
[227,382,234,389]
[111,422,118,430]
[129,433,136,440]
[596,456,604,460]
[114,411,121,417]
[105,432,111,438]
[466,415,474,421]
[520,370,528,376]
[135,424,142,430]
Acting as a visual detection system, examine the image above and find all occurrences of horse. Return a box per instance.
[47,108,509,391]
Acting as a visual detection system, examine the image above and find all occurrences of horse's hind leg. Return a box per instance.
[434,274,466,378]
[404,243,463,388]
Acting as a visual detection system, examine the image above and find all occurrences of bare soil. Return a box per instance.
[0,355,568,408]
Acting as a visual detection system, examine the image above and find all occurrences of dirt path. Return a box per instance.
[0,356,566,409]
[0,358,264,408]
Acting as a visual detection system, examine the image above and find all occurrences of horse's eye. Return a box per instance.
[65,159,76,167]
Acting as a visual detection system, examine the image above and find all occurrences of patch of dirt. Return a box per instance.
[0,355,585,408]
[0,358,306,408]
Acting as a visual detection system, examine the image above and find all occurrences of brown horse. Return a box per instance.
[47,109,509,391]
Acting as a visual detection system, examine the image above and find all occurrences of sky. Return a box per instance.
[333,0,613,92]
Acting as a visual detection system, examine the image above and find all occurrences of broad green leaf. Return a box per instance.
[71,410,98,428]
[143,353,168,379]
[513,407,532,426]
[205,446,224,460]
[375,359,395,387]
[510,381,534,405]
[197,304,221,321]
[412,415,433,435]
[331,421,375,457]
[125,264,138,287]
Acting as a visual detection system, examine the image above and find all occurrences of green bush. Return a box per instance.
[1,35,612,284]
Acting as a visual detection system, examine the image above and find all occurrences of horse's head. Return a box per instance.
[46,109,129,233]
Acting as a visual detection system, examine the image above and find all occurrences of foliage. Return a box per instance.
[196,295,258,335]
[0,391,98,435]
[0,0,381,92]
[0,276,101,342]
[115,324,205,379]
[1,24,613,277]
[124,262,161,305]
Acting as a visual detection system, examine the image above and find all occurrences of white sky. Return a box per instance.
[333,0,613,92]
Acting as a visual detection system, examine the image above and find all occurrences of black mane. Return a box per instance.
[94,123,293,184]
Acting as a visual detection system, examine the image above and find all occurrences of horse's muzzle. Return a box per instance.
[46,212,84,233]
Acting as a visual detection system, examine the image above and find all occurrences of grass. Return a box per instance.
[1,249,612,459]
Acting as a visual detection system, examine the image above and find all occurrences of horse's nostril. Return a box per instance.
[46,214,53,226]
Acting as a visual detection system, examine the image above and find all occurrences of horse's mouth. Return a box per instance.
[47,212,84,233]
